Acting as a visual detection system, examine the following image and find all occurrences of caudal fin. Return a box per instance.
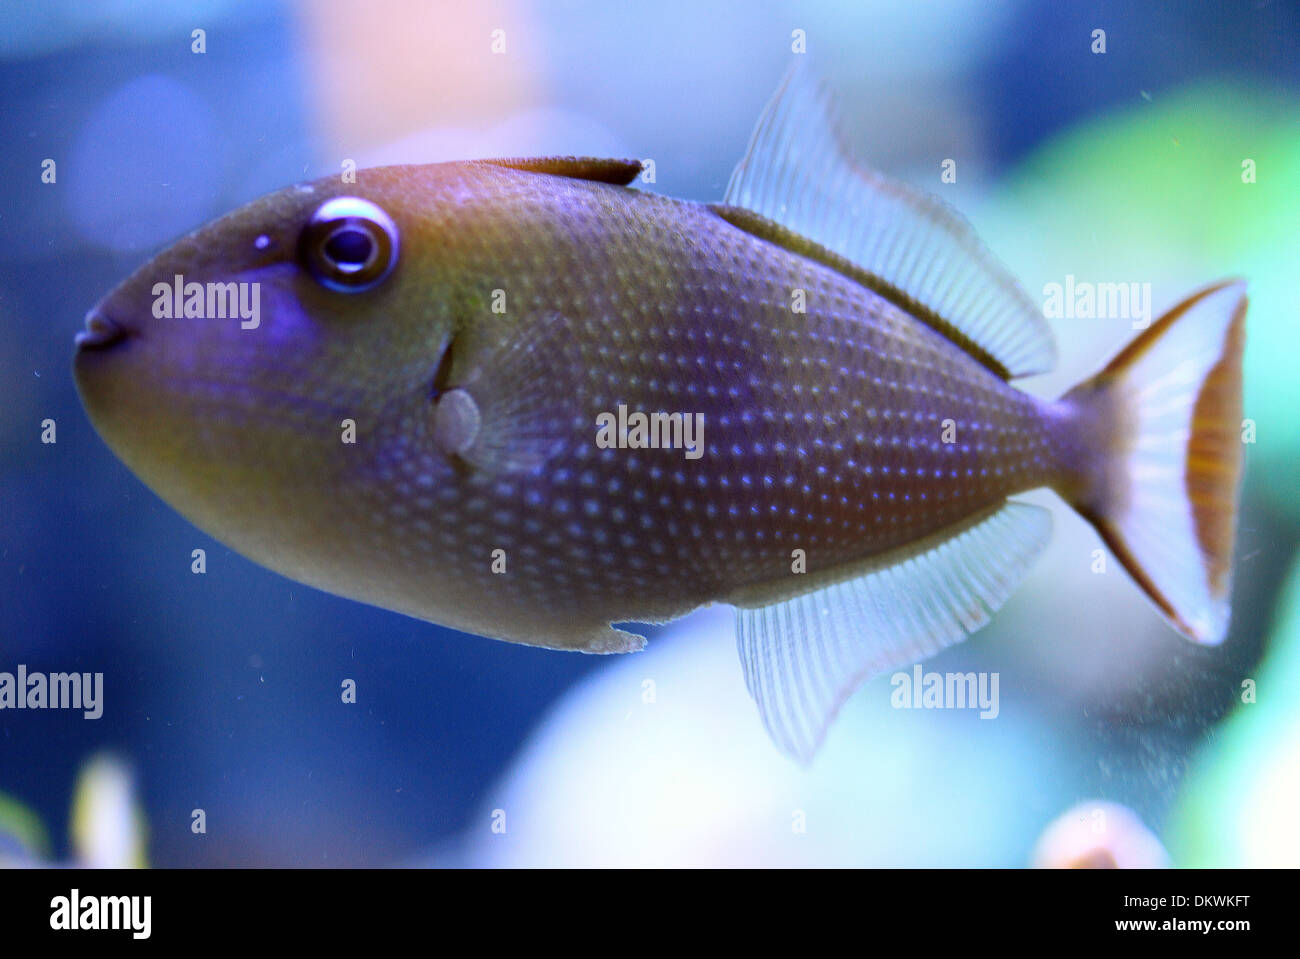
[1058,281,1247,644]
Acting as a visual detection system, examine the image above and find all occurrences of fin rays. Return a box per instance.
[723,63,1057,379]
[735,501,1052,762]
[1060,281,1247,644]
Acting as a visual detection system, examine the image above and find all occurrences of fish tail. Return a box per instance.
[1055,280,1247,644]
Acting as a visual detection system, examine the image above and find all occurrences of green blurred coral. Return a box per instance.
[1167,548,1300,866]
[0,792,52,865]
[0,751,146,868]
[988,81,1300,518]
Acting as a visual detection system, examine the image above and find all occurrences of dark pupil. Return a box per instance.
[324,227,373,269]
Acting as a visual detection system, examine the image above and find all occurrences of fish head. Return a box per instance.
[73,168,472,572]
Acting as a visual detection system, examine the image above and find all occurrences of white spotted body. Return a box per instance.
[76,68,1247,760]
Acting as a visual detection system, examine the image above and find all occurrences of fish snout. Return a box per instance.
[75,309,128,352]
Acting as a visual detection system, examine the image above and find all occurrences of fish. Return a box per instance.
[74,66,1247,762]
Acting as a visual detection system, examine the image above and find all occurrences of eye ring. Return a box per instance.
[299,196,399,292]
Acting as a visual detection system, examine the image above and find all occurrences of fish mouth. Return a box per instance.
[75,309,128,352]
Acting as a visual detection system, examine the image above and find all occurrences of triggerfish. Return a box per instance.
[75,67,1246,761]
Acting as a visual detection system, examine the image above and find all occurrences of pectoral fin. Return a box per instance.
[430,310,585,474]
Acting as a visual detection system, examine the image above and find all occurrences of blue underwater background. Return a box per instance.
[2,0,1299,866]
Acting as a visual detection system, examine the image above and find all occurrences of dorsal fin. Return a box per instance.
[481,156,644,186]
[720,63,1056,379]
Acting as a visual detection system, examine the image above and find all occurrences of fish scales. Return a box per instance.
[75,67,1247,760]
[395,162,1058,612]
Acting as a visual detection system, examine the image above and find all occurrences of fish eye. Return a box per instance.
[299,196,399,292]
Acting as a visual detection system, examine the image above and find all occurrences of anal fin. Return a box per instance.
[734,501,1052,763]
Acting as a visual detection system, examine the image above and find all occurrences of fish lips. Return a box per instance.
[75,308,129,352]
[73,304,138,434]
